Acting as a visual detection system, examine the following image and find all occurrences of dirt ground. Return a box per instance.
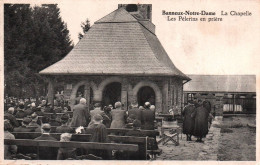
[156,115,256,161]
[217,116,256,161]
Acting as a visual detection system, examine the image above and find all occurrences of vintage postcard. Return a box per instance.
[0,0,259,164]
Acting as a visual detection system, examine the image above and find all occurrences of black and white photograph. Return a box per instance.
[1,0,259,163]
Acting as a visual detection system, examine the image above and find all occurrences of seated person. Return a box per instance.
[56,115,74,133]
[49,114,61,126]
[25,103,36,116]
[35,106,45,116]
[34,116,50,132]
[4,107,19,128]
[28,113,40,128]
[34,124,58,160]
[15,102,27,118]
[4,120,17,159]
[13,117,34,132]
[44,103,53,113]
[57,133,76,160]
[53,103,62,113]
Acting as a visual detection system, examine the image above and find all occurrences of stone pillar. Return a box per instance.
[121,77,128,110]
[177,80,183,114]
[162,79,169,113]
[47,77,54,107]
[84,80,90,110]
[127,84,134,105]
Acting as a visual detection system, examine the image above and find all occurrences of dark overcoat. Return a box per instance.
[128,107,142,121]
[70,103,90,127]
[141,109,155,130]
[182,104,196,135]
[193,106,209,137]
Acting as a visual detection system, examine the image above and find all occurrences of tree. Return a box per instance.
[4,4,73,98]
[78,19,91,40]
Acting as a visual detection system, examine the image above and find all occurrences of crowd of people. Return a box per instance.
[4,93,216,160]
[182,100,214,142]
[4,96,158,160]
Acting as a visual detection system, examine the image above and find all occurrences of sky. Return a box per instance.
[54,0,259,75]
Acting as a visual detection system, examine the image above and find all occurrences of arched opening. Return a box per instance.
[75,85,85,104]
[102,82,121,108]
[126,4,138,12]
[137,86,155,106]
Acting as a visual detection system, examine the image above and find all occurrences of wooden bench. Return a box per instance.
[44,112,73,117]
[12,132,155,160]
[5,139,138,160]
[26,126,159,137]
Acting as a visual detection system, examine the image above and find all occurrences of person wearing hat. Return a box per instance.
[182,100,196,141]
[4,120,17,159]
[15,102,27,118]
[141,102,155,130]
[4,107,19,128]
[28,113,40,127]
[34,123,58,160]
[88,114,110,159]
[88,103,110,127]
[13,117,34,132]
[70,98,90,127]
[88,114,108,142]
[56,114,74,133]
[110,102,127,129]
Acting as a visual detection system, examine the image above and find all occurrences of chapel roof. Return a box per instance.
[40,7,190,80]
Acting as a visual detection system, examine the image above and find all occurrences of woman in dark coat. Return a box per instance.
[192,101,209,142]
[182,101,196,141]
[88,114,110,159]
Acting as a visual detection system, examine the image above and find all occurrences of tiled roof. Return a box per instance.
[184,75,256,93]
[40,8,190,80]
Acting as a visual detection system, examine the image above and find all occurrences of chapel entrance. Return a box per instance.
[102,82,121,108]
[137,86,156,106]
[75,85,85,104]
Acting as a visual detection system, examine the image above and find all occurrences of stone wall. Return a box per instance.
[52,75,184,112]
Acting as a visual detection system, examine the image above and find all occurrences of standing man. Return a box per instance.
[70,98,90,127]
[182,101,196,141]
